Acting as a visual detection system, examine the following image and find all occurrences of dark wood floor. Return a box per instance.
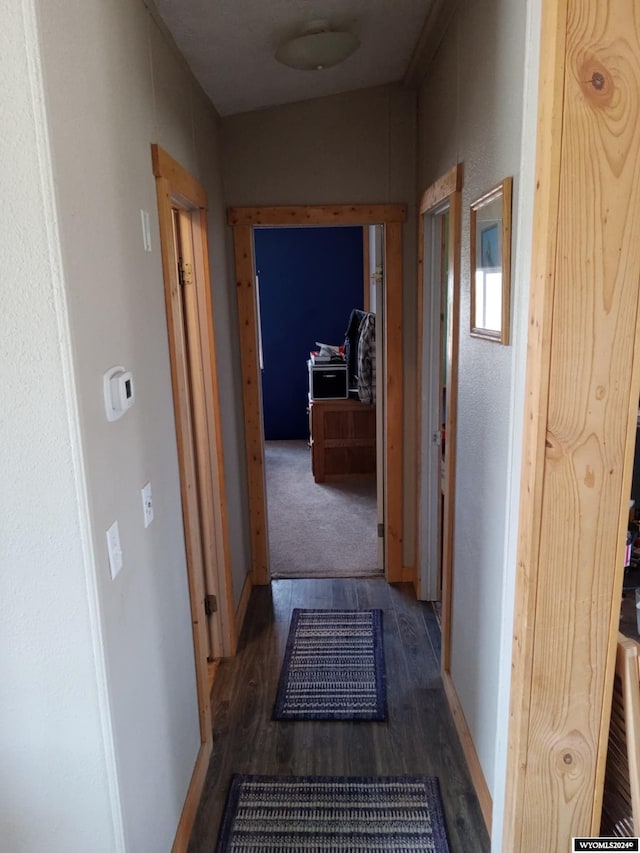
[188,578,490,852]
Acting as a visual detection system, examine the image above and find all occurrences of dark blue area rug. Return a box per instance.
[216,775,451,852]
[273,609,386,721]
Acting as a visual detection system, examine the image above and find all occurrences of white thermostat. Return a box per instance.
[103,366,135,422]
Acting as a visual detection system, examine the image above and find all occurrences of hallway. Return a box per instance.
[188,579,489,851]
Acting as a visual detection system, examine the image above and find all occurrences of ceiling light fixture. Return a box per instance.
[275,19,360,71]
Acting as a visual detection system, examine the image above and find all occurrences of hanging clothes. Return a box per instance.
[357,312,376,405]
[344,308,367,388]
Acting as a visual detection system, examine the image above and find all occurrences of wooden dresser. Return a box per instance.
[308,397,376,483]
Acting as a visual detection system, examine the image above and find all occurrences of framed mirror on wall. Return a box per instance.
[470,176,513,344]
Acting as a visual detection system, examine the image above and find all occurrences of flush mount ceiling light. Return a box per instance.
[275,19,360,71]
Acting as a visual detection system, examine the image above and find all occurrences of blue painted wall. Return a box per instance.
[255,226,363,440]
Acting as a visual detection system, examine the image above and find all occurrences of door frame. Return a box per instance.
[415,165,462,655]
[151,144,236,850]
[228,204,407,584]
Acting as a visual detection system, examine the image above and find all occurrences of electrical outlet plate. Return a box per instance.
[141,482,154,528]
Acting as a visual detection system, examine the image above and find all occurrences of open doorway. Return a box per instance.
[228,203,407,586]
[416,165,462,671]
[253,225,381,579]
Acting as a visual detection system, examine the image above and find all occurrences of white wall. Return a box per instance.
[1,2,121,849]
[1,0,247,850]
[222,85,418,567]
[417,0,537,808]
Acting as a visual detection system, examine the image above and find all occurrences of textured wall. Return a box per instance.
[1,2,120,849]
[0,0,246,849]
[417,0,535,802]
[222,84,418,566]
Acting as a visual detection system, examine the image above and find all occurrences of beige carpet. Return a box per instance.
[265,440,381,579]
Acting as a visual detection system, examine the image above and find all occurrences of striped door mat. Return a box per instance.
[216,775,451,852]
[273,609,386,721]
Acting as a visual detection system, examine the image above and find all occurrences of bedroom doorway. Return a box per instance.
[229,203,407,586]
[253,225,381,580]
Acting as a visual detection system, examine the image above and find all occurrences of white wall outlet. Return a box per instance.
[106,520,123,579]
[141,482,154,528]
[140,209,151,252]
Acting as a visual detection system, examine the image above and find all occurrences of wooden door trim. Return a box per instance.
[228,204,407,227]
[418,165,461,216]
[362,226,371,313]
[230,224,269,583]
[503,0,640,848]
[153,145,236,657]
[229,204,407,584]
[152,144,236,849]
[154,170,211,730]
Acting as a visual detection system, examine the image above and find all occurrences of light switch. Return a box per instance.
[106,520,123,579]
[141,482,154,528]
[140,209,151,252]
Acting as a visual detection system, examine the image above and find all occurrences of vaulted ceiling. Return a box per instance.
[152,0,437,116]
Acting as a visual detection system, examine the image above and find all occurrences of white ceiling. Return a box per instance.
[152,0,435,116]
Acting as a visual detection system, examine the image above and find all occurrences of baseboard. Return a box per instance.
[402,564,416,586]
[171,738,213,853]
[207,658,220,696]
[235,571,253,639]
[442,669,493,835]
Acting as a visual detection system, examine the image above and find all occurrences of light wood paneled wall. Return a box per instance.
[504,1,640,849]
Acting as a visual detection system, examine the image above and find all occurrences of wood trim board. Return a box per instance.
[234,571,253,641]
[503,1,640,849]
[230,204,407,584]
[170,740,213,853]
[152,145,207,209]
[418,164,461,216]
[152,143,238,848]
[362,226,371,313]
[231,224,270,585]
[228,204,407,227]
[153,171,212,736]
[443,671,492,834]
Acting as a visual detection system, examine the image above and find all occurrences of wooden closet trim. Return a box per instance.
[152,142,237,852]
[229,203,407,584]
